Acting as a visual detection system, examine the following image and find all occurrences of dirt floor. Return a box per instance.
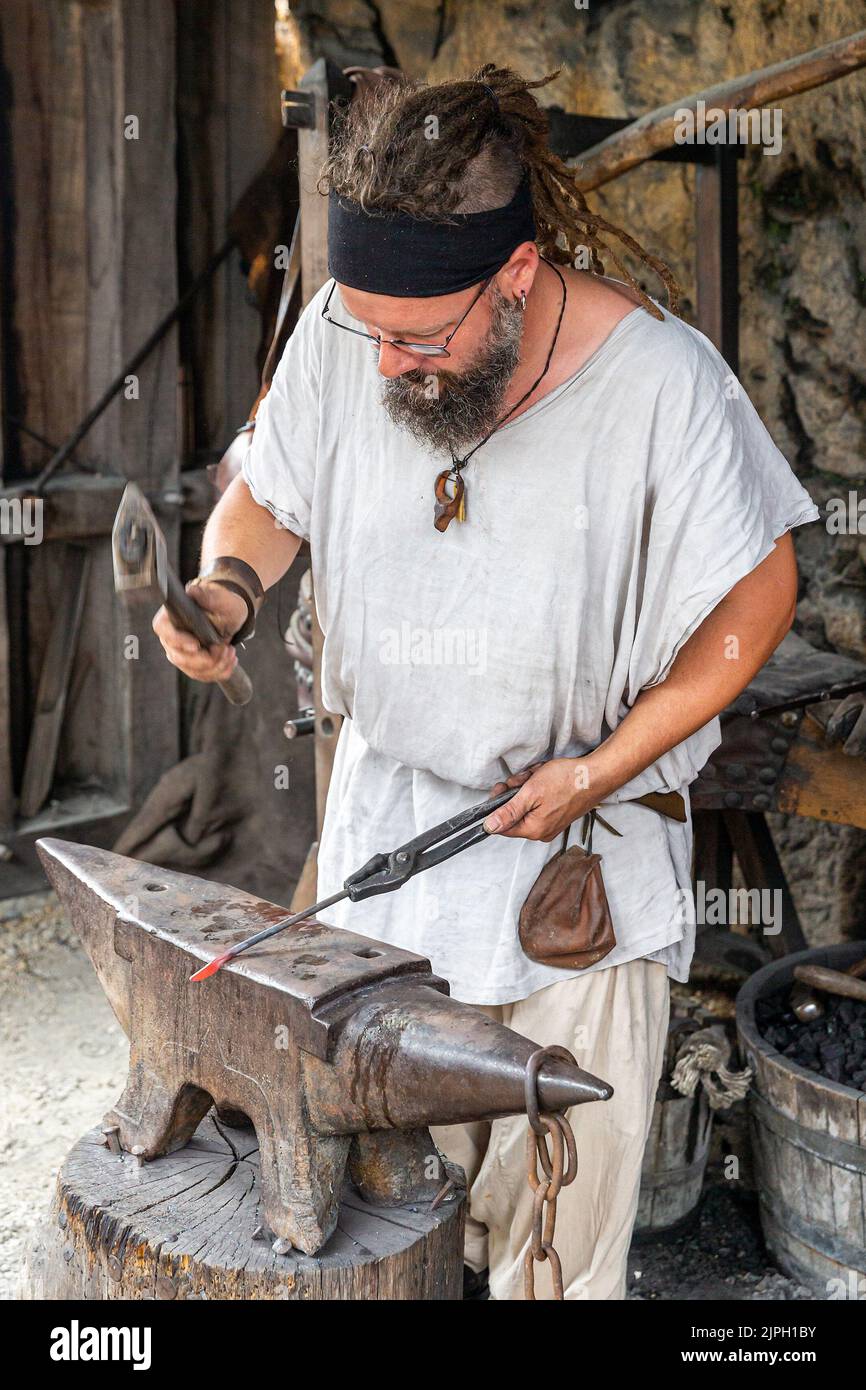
[0,891,127,1298]
[0,891,817,1302]
[626,1187,812,1301]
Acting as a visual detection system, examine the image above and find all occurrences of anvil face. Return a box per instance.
[37,837,441,1059]
[36,838,612,1255]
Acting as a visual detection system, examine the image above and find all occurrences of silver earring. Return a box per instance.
[519,290,526,311]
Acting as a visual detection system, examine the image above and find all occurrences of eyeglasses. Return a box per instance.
[321,276,493,358]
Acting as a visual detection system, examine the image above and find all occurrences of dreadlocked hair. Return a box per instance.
[318,63,681,321]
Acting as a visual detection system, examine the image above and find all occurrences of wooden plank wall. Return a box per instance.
[172,0,318,904]
[0,16,11,835]
[176,0,283,457]
[0,0,180,850]
[0,0,316,900]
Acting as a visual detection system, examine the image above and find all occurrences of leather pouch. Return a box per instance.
[518,810,617,970]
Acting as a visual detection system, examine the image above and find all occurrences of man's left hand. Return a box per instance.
[483,758,595,841]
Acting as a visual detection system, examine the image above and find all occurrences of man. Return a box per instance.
[154,65,818,1299]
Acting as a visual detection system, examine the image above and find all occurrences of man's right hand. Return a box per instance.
[152,580,246,684]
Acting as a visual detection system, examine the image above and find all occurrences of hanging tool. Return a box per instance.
[748,677,866,721]
[190,785,520,980]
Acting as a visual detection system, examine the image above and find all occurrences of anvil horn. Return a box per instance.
[36,836,612,1255]
[307,984,612,1134]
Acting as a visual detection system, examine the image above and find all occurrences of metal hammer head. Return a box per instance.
[790,981,824,1023]
[111,482,167,597]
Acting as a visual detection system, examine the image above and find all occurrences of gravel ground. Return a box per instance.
[0,892,821,1302]
[0,891,127,1299]
[628,1185,814,1301]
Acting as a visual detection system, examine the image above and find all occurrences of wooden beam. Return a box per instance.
[572,28,866,192]
[19,545,91,819]
[0,792,132,897]
[778,713,866,830]
[298,59,353,305]
[545,110,718,165]
[692,808,734,896]
[290,838,319,913]
[722,810,807,957]
[296,60,352,833]
[694,147,740,369]
[0,468,219,545]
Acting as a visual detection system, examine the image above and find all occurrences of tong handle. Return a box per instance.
[399,786,519,857]
[343,786,519,901]
[412,822,491,874]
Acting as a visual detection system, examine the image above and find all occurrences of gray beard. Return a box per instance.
[379,286,524,454]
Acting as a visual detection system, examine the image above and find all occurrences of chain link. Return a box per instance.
[523,1046,579,1301]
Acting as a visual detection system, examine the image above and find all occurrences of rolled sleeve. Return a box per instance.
[627,346,820,700]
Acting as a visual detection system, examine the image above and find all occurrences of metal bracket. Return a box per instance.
[692,707,804,812]
[281,89,316,130]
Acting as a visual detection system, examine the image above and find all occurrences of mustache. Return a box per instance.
[379,290,524,452]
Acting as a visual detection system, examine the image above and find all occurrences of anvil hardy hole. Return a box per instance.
[353,948,383,958]
[144,882,167,892]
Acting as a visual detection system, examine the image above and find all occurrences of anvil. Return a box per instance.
[37,837,612,1255]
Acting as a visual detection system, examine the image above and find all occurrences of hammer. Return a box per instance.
[790,956,866,1022]
[112,482,252,706]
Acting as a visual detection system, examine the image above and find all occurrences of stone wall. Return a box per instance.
[280,0,866,943]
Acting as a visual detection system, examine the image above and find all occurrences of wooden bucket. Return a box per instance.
[635,1014,713,1235]
[737,941,866,1298]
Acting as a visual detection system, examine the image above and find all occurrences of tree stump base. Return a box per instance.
[22,1116,465,1300]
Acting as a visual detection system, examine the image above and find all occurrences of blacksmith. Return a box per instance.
[154,66,818,1299]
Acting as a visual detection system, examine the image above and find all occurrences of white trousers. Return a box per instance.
[430,957,670,1300]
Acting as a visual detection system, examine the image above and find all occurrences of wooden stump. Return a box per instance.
[23,1116,465,1301]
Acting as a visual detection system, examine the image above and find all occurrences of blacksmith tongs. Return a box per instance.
[190,785,519,980]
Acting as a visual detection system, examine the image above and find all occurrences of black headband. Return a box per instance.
[327,169,537,298]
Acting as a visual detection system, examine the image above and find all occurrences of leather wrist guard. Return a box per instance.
[192,556,265,645]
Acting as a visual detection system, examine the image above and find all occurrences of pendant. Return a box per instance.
[433,469,466,532]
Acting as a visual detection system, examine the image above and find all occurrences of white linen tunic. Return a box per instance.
[243,279,819,1004]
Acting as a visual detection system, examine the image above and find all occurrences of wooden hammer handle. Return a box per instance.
[793,963,866,1004]
[164,570,253,707]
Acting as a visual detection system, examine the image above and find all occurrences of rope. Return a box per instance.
[670,1025,753,1111]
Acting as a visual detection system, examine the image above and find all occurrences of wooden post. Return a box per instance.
[722,810,807,956]
[297,60,353,305]
[695,145,740,369]
[692,141,743,911]
[295,59,353,838]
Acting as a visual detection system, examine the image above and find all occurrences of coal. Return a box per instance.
[755,987,866,1091]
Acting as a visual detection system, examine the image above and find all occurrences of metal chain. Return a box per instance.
[523,1046,579,1300]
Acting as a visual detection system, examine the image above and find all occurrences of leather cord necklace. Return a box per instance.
[434,258,568,532]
